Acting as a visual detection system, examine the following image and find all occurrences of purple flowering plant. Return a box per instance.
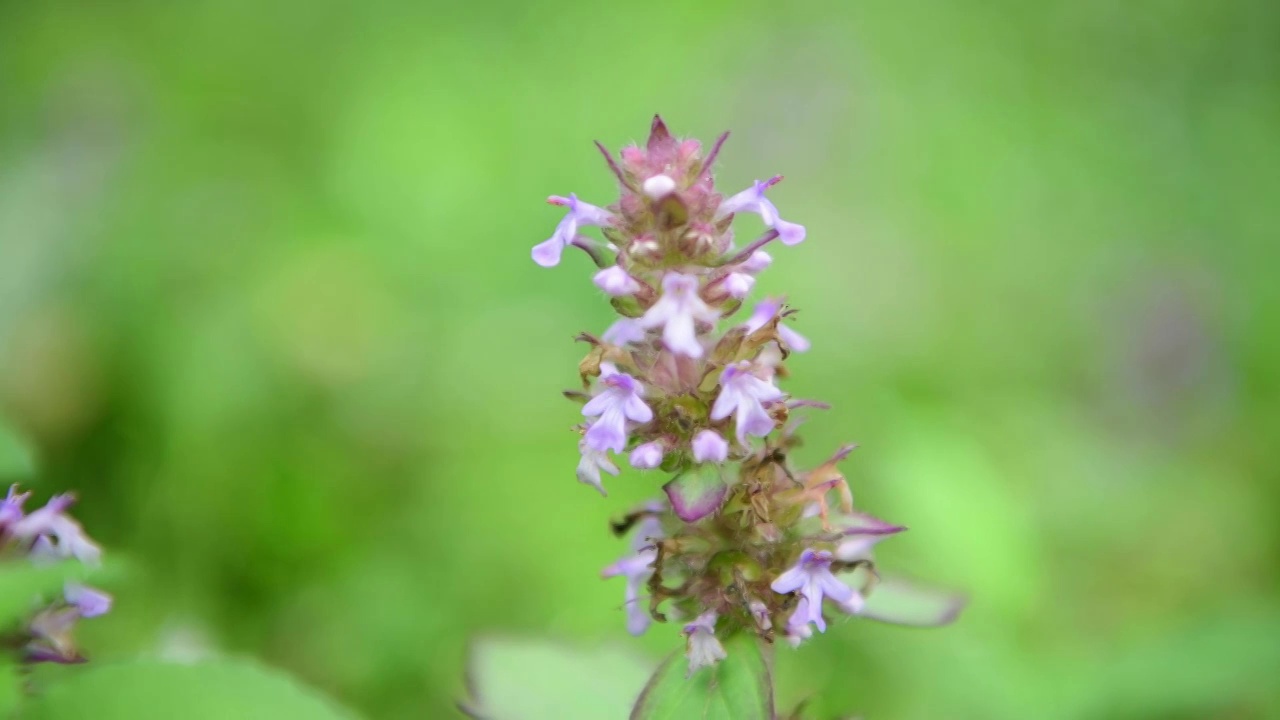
[533,116,966,708]
[0,485,111,665]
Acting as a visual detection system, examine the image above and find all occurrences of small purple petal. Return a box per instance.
[603,318,647,346]
[531,237,564,267]
[690,430,728,464]
[629,441,664,469]
[770,566,807,595]
[593,266,641,296]
[585,411,627,453]
[740,250,773,273]
[778,324,810,352]
[64,584,112,618]
[723,272,755,299]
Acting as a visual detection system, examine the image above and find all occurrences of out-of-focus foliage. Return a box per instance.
[0,0,1276,717]
[463,638,651,720]
[25,659,356,719]
[632,634,772,720]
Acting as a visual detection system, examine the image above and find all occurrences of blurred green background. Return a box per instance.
[2,0,1278,717]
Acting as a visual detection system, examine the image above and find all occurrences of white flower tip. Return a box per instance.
[642,174,677,199]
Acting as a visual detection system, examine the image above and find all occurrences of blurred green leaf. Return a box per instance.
[0,659,22,718]
[0,423,34,479]
[24,659,358,720]
[631,633,772,720]
[860,575,967,627]
[462,638,653,720]
[0,563,89,629]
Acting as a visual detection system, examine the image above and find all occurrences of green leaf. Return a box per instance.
[860,575,967,627]
[462,637,653,720]
[0,563,92,629]
[663,466,728,523]
[23,659,358,720]
[0,659,23,718]
[631,633,773,720]
[0,422,35,479]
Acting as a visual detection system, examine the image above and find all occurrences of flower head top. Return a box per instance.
[532,117,964,664]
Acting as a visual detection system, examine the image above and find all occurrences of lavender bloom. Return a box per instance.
[718,177,806,245]
[638,272,718,358]
[710,362,784,445]
[582,372,653,453]
[771,549,856,633]
[749,599,772,631]
[593,266,641,296]
[602,318,646,346]
[629,441,665,469]
[691,430,729,464]
[0,485,29,527]
[682,611,726,676]
[602,516,662,636]
[64,584,112,618]
[11,495,102,566]
[576,440,619,496]
[532,194,613,267]
[743,298,810,352]
[784,598,815,648]
[536,118,965,663]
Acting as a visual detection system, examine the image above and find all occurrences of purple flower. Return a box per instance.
[638,273,719,358]
[710,362,783,445]
[0,485,30,528]
[629,441,665,469]
[784,598,815,647]
[10,494,101,566]
[749,599,772,631]
[582,372,653,453]
[576,440,619,496]
[770,549,856,633]
[64,584,112,618]
[682,611,726,676]
[602,318,646,346]
[718,176,806,245]
[532,194,613,267]
[593,266,641,296]
[722,272,755,299]
[691,430,729,464]
[602,516,662,636]
[743,298,810,352]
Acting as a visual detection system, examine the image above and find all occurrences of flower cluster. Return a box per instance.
[535,117,961,674]
[0,486,111,663]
